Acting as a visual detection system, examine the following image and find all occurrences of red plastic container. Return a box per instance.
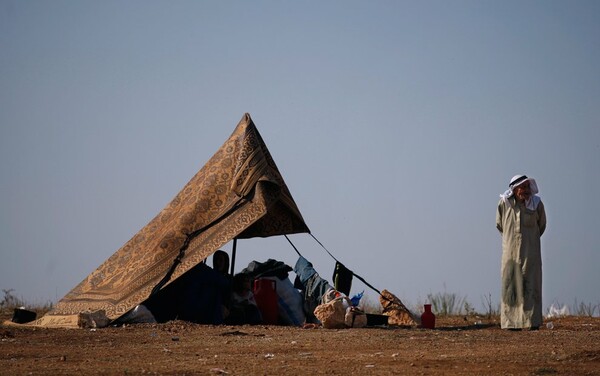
[253,278,278,325]
[421,304,435,329]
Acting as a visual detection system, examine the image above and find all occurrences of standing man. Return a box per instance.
[496,175,547,330]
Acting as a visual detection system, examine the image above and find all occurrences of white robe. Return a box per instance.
[496,196,546,329]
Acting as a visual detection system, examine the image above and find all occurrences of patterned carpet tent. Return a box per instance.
[30,113,310,328]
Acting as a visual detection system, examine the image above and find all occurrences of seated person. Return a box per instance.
[212,249,232,318]
[225,273,262,325]
[212,250,230,277]
[143,262,230,324]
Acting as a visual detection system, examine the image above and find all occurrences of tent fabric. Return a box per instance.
[30,113,309,328]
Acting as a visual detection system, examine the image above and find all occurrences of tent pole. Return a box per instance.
[230,238,237,276]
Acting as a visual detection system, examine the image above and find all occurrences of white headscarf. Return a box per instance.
[500,174,541,210]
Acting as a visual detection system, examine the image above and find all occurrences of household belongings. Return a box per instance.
[241,259,306,326]
[313,290,367,329]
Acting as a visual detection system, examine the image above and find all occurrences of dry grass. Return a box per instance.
[0,289,53,320]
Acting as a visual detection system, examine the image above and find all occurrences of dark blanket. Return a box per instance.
[241,259,293,280]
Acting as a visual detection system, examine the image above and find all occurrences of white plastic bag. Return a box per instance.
[546,303,569,318]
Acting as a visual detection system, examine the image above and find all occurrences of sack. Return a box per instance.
[77,310,111,328]
[314,296,366,329]
[344,306,367,328]
[379,289,418,326]
[314,297,348,329]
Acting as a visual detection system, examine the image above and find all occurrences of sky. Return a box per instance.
[1,1,599,315]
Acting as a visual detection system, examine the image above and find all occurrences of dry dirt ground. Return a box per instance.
[1,315,599,375]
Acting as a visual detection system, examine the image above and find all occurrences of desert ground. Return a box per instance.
[1,315,599,375]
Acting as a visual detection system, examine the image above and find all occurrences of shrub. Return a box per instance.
[359,293,383,314]
[0,289,25,311]
[571,299,599,317]
[481,293,500,318]
[427,290,468,316]
[0,289,53,317]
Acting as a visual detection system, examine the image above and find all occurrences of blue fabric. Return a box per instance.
[294,256,317,284]
[294,256,333,324]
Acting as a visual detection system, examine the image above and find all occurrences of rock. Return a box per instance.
[77,310,110,328]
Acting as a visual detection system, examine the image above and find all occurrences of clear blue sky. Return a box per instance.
[1,1,599,314]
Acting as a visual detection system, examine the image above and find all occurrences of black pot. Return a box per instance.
[12,308,37,324]
[366,313,388,326]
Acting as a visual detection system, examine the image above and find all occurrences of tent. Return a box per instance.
[29,113,310,328]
